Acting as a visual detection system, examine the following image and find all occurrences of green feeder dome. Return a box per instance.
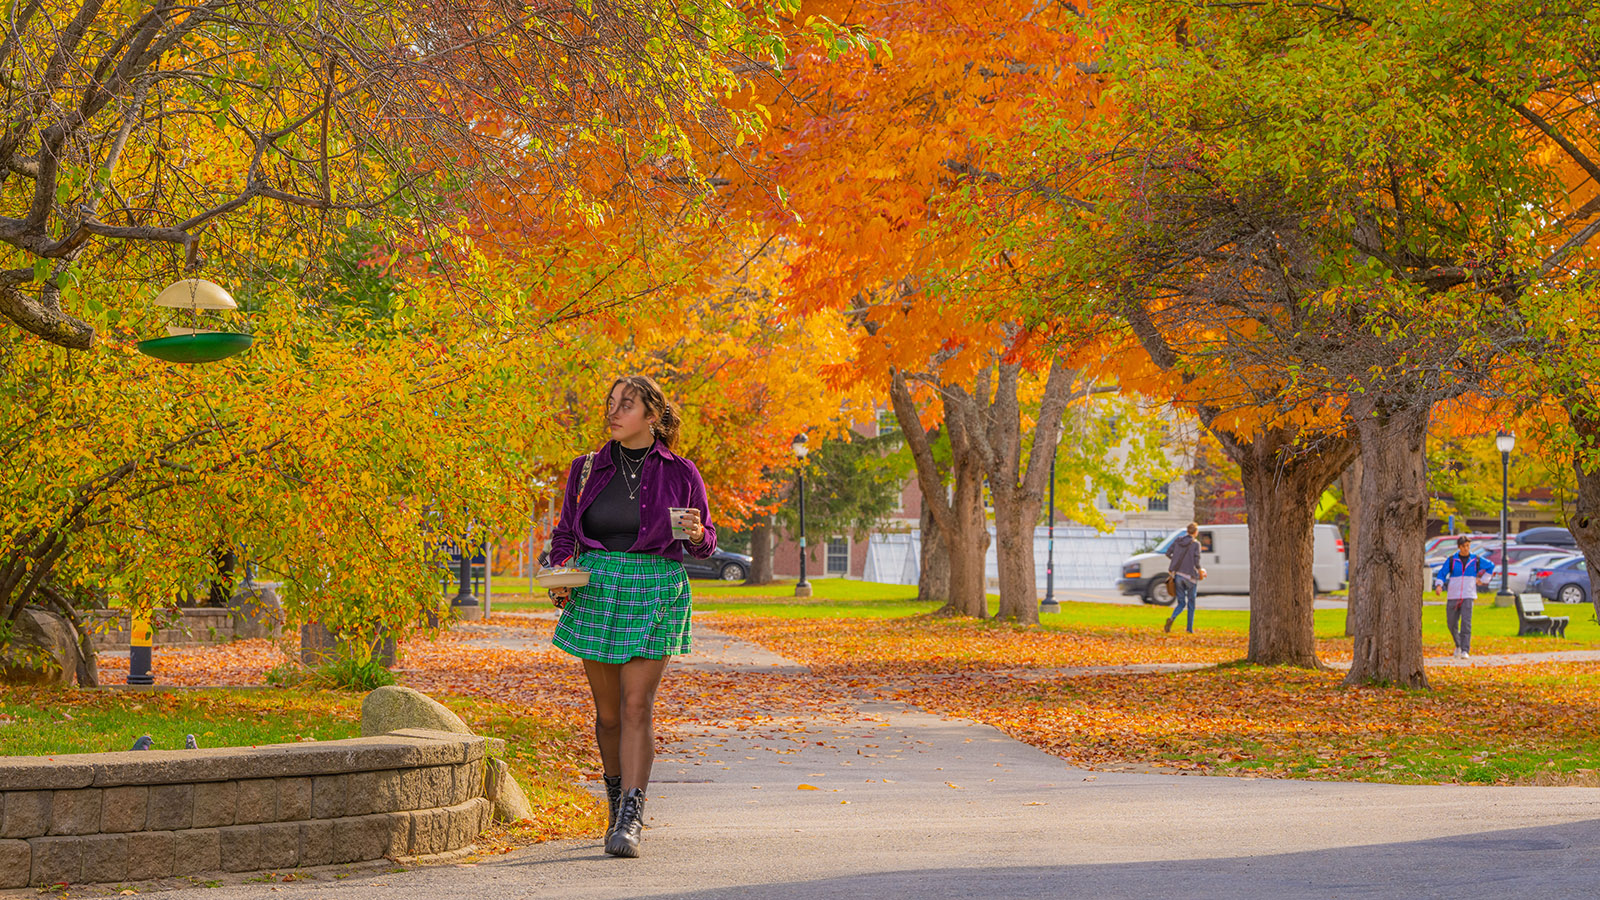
[135,279,254,364]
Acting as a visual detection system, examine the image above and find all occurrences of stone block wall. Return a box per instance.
[0,728,499,887]
[87,608,238,650]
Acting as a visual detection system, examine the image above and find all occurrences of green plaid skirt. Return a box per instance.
[551,551,692,663]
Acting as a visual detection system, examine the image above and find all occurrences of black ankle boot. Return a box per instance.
[604,788,645,858]
[602,775,623,835]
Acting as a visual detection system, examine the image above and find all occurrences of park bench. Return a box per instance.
[1516,593,1569,638]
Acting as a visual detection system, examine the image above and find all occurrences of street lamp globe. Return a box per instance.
[792,433,809,459]
[1496,431,1515,454]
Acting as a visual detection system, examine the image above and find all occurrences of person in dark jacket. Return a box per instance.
[545,375,717,859]
[1164,523,1203,633]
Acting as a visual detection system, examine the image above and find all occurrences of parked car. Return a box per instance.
[1483,544,1568,567]
[1517,526,1576,549]
[1423,533,1500,557]
[1505,552,1580,594]
[1530,556,1591,604]
[681,549,753,582]
[1118,523,1346,605]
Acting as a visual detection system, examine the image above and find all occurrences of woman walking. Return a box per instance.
[545,375,717,858]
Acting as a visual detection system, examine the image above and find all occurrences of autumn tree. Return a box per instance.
[937,0,1600,683]
[1092,0,1599,685]
[0,0,806,349]
[723,0,1102,619]
[0,0,857,680]
[952,123,1359,662]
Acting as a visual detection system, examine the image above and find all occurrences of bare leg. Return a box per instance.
[582,659,624,776]
[618,656,669,792]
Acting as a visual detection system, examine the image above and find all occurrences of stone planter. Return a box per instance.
[0,729,498,887]
[227,582,284,640]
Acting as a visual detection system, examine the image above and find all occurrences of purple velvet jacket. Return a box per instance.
[549,441,718,566]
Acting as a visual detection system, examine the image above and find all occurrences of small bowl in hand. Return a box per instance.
[535,567,590,589]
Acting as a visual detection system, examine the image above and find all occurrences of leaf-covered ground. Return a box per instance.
[702,613,1600,785]
[86,614,864,847]
[80,600,1600,815]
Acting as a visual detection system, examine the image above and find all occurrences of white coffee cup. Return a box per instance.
[669,507,695,540]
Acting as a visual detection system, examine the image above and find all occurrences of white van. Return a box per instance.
[1116,523,1346,605]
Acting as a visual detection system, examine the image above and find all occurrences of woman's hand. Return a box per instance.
[679,509,706,544]
[549,586,571,609]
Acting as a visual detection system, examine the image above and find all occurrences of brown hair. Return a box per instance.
[607,375,683,449]
[1457,535,1471,547]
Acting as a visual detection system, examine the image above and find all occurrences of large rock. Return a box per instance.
[360,686,471,737]
[228,582,284,640]
[1,607,83,686]
[484,757,533,823]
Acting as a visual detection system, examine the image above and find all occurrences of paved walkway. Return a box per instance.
[149,619,1600,900]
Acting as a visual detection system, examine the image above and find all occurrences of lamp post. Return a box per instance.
[451,527,482,621]
[1495,431,1516,608]
[1040,445,1060,615]
[793,433,812,598]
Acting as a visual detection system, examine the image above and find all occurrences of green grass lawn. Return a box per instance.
[496,574,1600,653]
[686,579,1600,654]
[0,689,365,757]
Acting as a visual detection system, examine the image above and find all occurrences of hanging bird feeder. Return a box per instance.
[135,279,254,364]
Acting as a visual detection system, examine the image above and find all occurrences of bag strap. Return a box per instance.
[577,451,596,500]
[553,452,596,568]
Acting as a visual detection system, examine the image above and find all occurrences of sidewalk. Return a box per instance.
[153,619,1600,900]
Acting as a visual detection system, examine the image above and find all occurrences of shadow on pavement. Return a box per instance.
[598,817,1600,900]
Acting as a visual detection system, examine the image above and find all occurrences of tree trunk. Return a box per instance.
[1344,403,1430,688]
[744,517,776,585]
[1226,427,1353,667]
[991,492,1037,623]
[890,368,988,617]
[206,545,237,608]
[943,450,989,617]
[1340,457,1363,637]
[979,359,1080,625]
[1565,408,1600,627]
[917,502,950,605]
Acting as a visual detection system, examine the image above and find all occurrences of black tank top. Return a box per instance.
[582,443,646,551]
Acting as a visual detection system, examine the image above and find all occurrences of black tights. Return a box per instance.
[583,656,669,793]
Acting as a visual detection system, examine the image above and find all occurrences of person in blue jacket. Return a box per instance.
[1434,536,1494,659]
